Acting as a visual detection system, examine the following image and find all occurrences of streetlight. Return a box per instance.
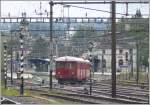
[88,42,94,95]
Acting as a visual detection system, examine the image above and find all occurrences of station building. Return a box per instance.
[82,32,137,73]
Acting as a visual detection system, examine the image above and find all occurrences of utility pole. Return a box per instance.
[9,12,13,85]
[136,40,139,84]
[49,1,53,90]
[55,39,58,58]
[111,1,116,98]
[10,30,13,85]
[130,49,133,78]
[101,50,104,75]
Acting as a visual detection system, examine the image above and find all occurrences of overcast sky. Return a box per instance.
[1,1,149,18]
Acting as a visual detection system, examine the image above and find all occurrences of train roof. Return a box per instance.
[55,56,90,63]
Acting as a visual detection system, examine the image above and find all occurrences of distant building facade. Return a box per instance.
[82,32,137,73]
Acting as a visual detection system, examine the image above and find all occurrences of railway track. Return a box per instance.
[30,88,99,104]
[93,82,149,93]
[31,88,143,104]
[100,79,149,89]
[25,80,149,104]
[94,88,148,98]
[93,85,149,97]
[40,93,99,104]
[52,88,148,104]
[7,79,149,104]
[91,89,149,103]
[91,82,149,102]
[51,82,149,104]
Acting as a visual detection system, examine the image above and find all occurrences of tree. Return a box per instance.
[7,37,20,55]
[117,10,149,67]
[71,25,98,56]
[29,37,49,59]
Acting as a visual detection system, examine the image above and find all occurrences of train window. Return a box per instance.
[119,49,123,54]
[66,63,72,69]
[56,62,65,69]
[56,62,75,69]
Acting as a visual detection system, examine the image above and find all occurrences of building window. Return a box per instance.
[119,49,123,54]
[102,49,105,54]
[102,59,106,68]
[129,49,132,54]
[118,59,123,66]
[125,52,128,61]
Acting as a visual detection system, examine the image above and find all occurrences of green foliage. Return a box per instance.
[7,38,20,55]
[117,72,149,83]
[71,25,98,56]
[1,87,31,96]
[29,37,49,59]
[117,10,149,67]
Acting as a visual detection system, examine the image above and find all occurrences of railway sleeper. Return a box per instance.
[91,90,148,102]
[66,93,148,104]
[40,93,99,104]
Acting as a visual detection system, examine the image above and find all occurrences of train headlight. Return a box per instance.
[71,72,75,75]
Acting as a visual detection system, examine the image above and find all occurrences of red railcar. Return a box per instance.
[55,56,91,84]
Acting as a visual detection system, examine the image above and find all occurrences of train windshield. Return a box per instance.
[56,62,75,69]
[56,62,64,69]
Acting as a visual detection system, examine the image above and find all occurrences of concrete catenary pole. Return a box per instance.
[111,1,116,98]
[49,1,54,89]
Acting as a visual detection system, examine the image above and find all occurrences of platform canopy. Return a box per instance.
[28,58,50,64]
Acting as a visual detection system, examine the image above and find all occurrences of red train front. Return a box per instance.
[55,56,91,84]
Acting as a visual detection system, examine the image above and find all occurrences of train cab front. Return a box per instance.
[55,61,76,84]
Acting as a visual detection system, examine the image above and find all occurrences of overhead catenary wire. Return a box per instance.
[59,4,148,16]
[60,4,126,15]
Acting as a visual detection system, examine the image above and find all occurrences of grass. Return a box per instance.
[1,87,31,96]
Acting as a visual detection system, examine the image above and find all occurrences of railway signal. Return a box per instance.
[18,13,29,96]
[88,41,94,95]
